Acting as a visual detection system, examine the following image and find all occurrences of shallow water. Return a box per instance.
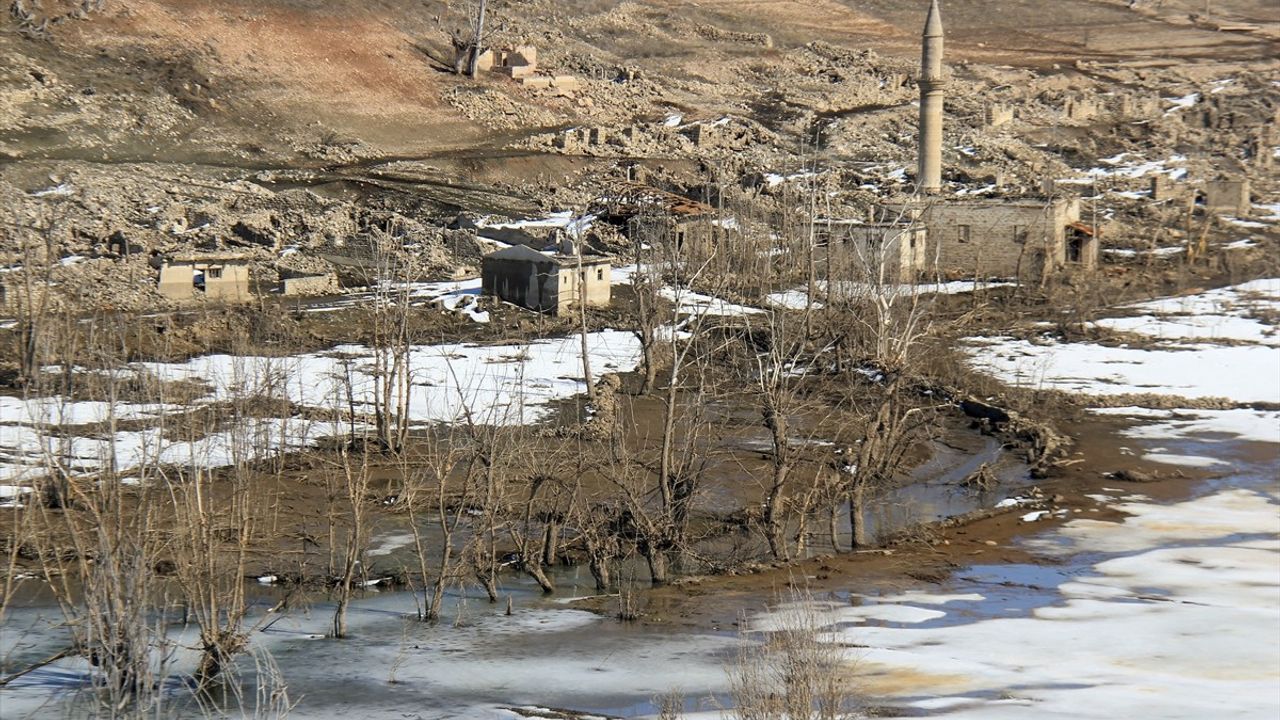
[4,419,1275,719]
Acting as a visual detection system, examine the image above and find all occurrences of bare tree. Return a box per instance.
[603,235,725,584]
[397,427,467,622]
[826,207,937,550]
[626,215,668,395]
[741,307,812,561]
[331,436,373,639]
[572,223,597,404]
[450,0,504,77]
[25,316,176,715]
[366,233,418,454]
[164,352,292,686]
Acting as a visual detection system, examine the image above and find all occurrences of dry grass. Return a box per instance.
[729,590,862,720]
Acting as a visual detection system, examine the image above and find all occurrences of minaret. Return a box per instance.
[918,0,945,194]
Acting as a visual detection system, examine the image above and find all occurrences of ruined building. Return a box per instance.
[815,219,929,281]
[884,1,1098,281]
[481,243,611,315]
[1203,179,1251,217]
[906,198,1096,279]
[157,254,252,302]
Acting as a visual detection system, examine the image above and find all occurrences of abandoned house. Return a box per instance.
[157,254,252,301]
[898,197,1096,279]
[476,45,537,77]
[1203,179,1251,217]
[816,219,930,280]
[597,182,717,251]
[481,243,611,315]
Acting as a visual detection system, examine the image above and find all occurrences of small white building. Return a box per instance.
[157,254,252,302]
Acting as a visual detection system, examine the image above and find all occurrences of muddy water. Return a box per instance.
[5,429,1273,718]
[349,434,1030,582]
[0,434,1037,719]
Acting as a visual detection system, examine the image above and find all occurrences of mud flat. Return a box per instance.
[4,283,1277,718]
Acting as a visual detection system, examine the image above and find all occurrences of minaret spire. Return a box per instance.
[918,0,945,194]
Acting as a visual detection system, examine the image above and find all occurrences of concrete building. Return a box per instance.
[481,244,611,315]
[157,254,251,302]
[906,197,1095,279]
[918,0,945,193]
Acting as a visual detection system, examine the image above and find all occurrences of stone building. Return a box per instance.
[478,45,538,78]
[903,197,1095,279]
[815,219,929,281]
[481,244,611,315]
[157,254,251,301]
[1203,179,1251,216]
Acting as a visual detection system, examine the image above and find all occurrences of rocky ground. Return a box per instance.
[1,0,1277,323]
[1,4,1278,716]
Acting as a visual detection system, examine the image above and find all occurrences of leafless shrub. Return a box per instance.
[616,575,641,622]
[729,594,862,720]
[656,688,685,720]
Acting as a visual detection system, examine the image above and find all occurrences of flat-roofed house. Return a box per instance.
[481,244,611,315]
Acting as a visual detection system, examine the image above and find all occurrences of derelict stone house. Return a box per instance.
[1203,179,1251,217]
[908,197,1096,279]
[815,219,929,281]
[157,254,252,302]
[481,244,611,315]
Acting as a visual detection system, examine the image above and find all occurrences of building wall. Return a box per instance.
[922,199,1081,279]
[482,256,559,312]
[158,262,251,302]
[282,273,340,297]
[838,225,928,280]
[1204,180,1250,216]
[158,264,196,300]
[202,263,250,300]
[554,261,612,314]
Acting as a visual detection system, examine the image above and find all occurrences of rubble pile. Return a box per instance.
[0,0,1276,322]
[0,162,485,313]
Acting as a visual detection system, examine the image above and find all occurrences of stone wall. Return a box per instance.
[281,273,339,297]
[920,198,1082,279]
[1204,179,1251,216]
[824,223,928,280]
[984,103,1014,129]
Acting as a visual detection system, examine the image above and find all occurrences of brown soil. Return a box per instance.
[590,411,1253,630]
